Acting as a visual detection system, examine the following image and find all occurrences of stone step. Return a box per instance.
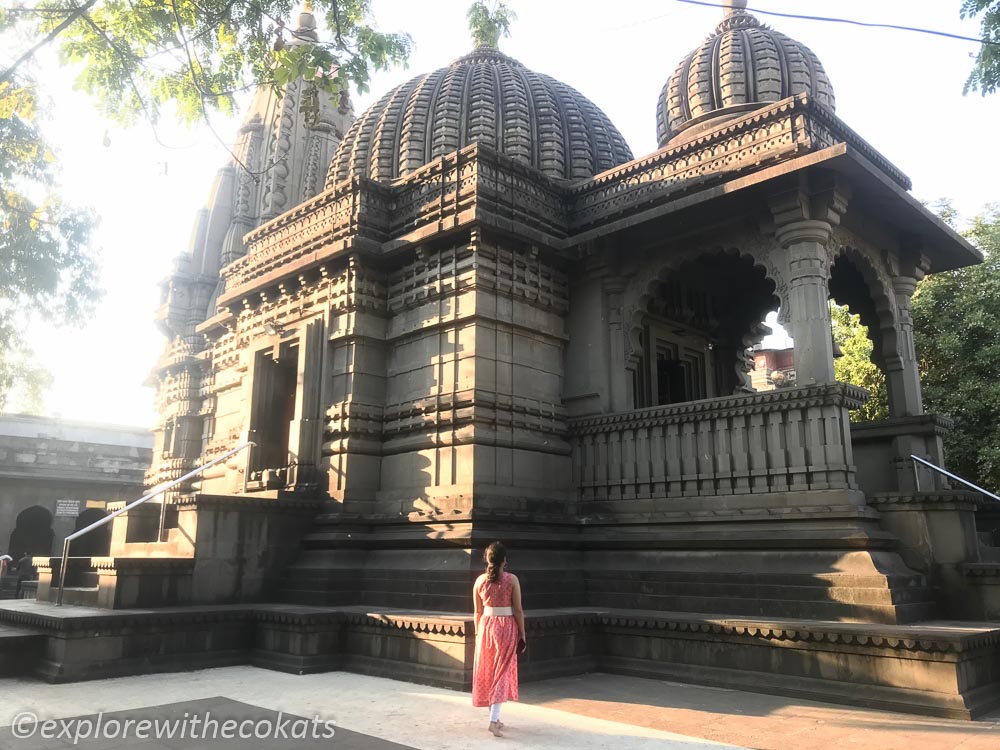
[55,587,101,608]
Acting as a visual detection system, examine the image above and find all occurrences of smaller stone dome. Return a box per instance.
[657,1,836,147]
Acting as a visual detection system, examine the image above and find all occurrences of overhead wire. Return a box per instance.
[672,0,999,46]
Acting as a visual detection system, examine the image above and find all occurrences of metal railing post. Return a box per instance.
[54,441,253,606]
[56,537,71,607]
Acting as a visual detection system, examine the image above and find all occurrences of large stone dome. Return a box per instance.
[327,47,633,186]
[656,2,835,147]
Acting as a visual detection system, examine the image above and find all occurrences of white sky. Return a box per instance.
[11,0,1000,426]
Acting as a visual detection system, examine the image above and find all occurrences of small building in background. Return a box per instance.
[0,414,152,569]
[750,346,796,391]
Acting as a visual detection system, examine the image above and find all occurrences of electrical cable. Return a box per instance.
[673,0,1000,46]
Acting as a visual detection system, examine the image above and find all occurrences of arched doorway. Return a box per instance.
[7,506,54,559]
[70,508,111,557]
[828,252,892,422]
[631,251,779,408]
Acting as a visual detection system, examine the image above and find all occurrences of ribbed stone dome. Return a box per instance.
[327,47,633,186]
[656,4,835,147]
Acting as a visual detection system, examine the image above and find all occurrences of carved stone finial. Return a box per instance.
[296,3,319,43]
[716,0,760,33]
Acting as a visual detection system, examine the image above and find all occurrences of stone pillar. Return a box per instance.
[770,174,849,387]
[885,266,924,418]
[604,277,629,413]
[775,219,836,385]
[287,317,325,491]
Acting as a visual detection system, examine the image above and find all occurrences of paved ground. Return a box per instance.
[0,667,997,749]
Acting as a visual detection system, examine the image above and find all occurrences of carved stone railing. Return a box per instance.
[569,383,868,501]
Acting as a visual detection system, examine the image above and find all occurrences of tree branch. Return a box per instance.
[0,0,98,85]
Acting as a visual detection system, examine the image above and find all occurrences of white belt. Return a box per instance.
[483,606,513,617]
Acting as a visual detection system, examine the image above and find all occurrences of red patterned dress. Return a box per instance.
[472,571,519,707]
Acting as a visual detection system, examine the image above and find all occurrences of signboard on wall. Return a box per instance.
[55,499,81,517]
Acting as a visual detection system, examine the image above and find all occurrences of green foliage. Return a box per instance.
[961,0,1000,94]
[913,204,1000,489]
[0,78,99,411]
[16,1,413,127]
[831,303,888,422]
[467,1,516,49]
[0,1,412,410]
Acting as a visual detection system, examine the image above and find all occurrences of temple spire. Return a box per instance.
[723,0,748,15]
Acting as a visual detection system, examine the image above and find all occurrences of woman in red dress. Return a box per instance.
[472,541,525,738]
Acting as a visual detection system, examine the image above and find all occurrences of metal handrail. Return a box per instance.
[55,441,254,606]
[910,454,1000,502]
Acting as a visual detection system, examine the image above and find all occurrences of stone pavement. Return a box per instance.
[0,666,996,749]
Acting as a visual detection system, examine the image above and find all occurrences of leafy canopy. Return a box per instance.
[831,302,889,423]
[962,0,1000,94]
[467,1,516,49]
[913,204,1000,489]
[0,1,412,410]
[8,1,413,128]
[0,77,98,412]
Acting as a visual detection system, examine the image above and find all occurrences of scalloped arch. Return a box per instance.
[624,245,782,362]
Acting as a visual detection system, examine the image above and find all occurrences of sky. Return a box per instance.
[11,0,1000,427]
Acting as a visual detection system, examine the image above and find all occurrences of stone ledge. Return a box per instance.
[963,563,1000,580]
[870,492,987,512]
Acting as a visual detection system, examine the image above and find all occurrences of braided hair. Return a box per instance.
[484,541,507,583]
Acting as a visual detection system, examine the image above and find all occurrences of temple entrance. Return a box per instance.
[248,341,299,489]
[71,508,111,557]
[8,506,54,558]
[632,252,778,408]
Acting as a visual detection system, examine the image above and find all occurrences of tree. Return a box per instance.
[961,1,1000,94]
[0,1,412,409]
[0,76,98,412]
[831,303,889,423]
[467,1,516,49]
[913,204,1000,490]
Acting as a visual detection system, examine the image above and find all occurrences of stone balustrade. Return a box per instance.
[569,383,868,501]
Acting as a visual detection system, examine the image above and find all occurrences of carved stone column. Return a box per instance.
[776,219,836,385]
[885,263,925,417]
[604,277,630,413]
[770,175,849,387]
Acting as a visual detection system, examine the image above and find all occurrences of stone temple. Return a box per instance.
[6,1,1000,718]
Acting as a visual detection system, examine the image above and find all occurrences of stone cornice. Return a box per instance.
[869,492,986,512]
[598,611,1000,653]
[4,604,994,654]
[175,494,332,512]
[569,383,868,434]
[963,563,1000,580]
[567,94,910,235]
[851,414,954,441]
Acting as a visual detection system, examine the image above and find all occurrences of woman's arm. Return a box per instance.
[510,574,526,641]
[473,575,484,634]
